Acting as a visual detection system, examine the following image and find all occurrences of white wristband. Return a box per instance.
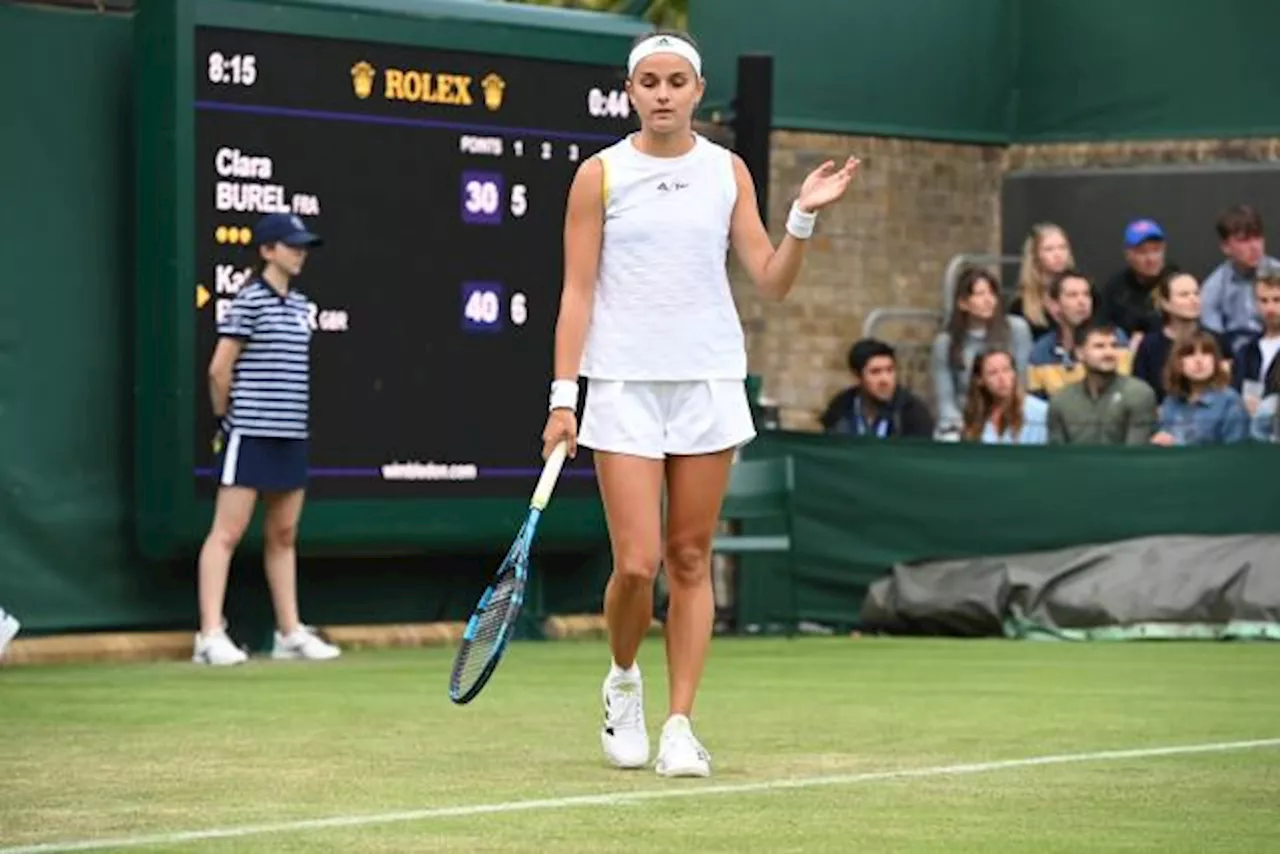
[786,201,817,240]
[549,379,579,412]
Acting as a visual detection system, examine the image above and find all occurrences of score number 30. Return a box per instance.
[461,171,526,226]
[462,282,527,333]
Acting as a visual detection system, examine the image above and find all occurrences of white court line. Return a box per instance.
[3,737,1277,854]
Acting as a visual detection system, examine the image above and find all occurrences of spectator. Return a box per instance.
[1151,331,1250,446]
[0,605,17,661]
[1010,222,1074,338]
[1131,272,1231,403]
[819,338,934,439]
[961,349,1049,445]
[930,267,1033,435]
[1200,204,1279,356]
[1248,335,1280,442]
[1231,259,1280,414]
[1027,270,1131,399]
[1099,218,1180,345]
[1048,321,1157,446]
[1251,394,1278,442]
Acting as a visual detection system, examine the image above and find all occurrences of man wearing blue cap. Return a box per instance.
[1099,218,1179,347]
[193,212,341,666]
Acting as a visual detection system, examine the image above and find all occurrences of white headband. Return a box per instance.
[627,34,703,78]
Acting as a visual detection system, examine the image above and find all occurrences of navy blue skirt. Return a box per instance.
[217,432,308,492]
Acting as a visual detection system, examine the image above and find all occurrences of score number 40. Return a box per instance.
[462,282,526,333]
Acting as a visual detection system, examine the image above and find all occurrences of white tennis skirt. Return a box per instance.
[578,379,757,460]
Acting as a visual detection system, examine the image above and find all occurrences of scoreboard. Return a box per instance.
[193,27,634,500]
[134,0,645,556]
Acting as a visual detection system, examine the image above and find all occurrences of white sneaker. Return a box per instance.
[601,663,650,769]
[655,714,711,778]
[192,626,248,666]
[0,610,20,661]
[271,624,341,661]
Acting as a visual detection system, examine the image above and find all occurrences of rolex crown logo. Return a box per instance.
[480,72,506,112]
[351,61,376,100]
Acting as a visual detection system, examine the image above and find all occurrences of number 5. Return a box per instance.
[511,184,528,218]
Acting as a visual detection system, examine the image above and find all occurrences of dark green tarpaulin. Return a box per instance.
[737,433,1280,630]
[862,534,1280,640]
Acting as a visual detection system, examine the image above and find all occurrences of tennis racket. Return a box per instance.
[448,440,569,705]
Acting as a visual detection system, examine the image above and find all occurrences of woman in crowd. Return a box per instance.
[1151,331,1250,446]
[1009,222,1074,338]
[960,349,1049,445]
[1132,272,1231,403]
[931,267,1032,434]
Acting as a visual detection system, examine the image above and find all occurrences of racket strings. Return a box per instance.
[456,571,519,691]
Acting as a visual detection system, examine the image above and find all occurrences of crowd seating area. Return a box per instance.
[827,205,1280,446]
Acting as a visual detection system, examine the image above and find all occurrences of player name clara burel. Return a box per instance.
[214,146,321,216]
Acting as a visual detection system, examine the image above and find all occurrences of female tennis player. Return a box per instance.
[542,30,859,777]
[193,213,341,666]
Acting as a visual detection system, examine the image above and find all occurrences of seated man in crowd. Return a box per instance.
[1028,270,1132,399]
[1099,218,1180,346]
[1232,259,1280,415]
[819,338,934,439]
[1048,321,1158,445]
[1200,204,1279,357]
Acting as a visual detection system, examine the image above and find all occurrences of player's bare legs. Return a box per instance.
[595,450,665,769]
[198,486,257,635]
[194,486,257,665]
[649,447,734,777]
[263,488,340,661]
[596,451,665,668]
[661,448,734,718]
[262,489,305,637]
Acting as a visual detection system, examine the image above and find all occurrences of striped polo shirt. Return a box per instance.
[218,280,313,439]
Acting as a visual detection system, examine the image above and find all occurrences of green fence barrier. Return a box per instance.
[736,432,1280,631]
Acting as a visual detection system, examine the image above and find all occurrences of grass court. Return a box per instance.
[2,637,1278,853]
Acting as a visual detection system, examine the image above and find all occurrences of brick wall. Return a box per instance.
[1006,138,1280,170]
[734,130,1004,429]
[742,133,1280,430]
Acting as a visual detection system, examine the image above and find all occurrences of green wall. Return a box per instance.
[0,3,163,631]
[1013,0,1280,141]
[691,0,1017,143]
[690,0,1280,143]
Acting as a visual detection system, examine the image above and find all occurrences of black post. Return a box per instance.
[732,53,774,227]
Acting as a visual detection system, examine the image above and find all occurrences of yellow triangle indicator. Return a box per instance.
[196,284,211,309]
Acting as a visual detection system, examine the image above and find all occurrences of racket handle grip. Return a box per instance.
[531,441,569,510]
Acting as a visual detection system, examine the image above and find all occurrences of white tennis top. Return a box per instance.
[579,133,747,381]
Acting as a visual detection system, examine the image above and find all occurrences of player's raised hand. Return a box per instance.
[795,156,860,213]
[542,409,578,460]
